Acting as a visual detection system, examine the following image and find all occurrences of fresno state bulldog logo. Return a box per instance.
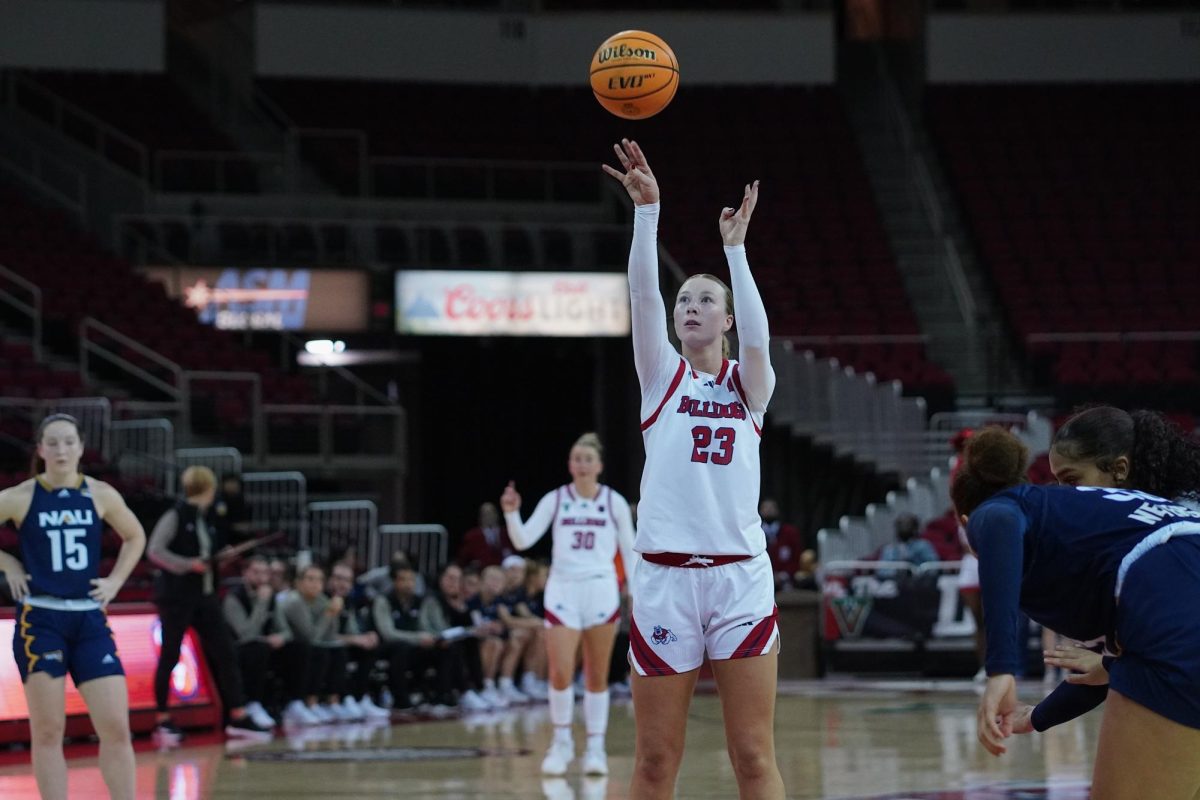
[651,625,677,646]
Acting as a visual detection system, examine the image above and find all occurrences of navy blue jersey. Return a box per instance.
[968,484,1200,674]
[18,478,104,600]
[468,594,503,623]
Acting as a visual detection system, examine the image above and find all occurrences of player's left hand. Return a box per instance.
[1004,703,1036,735]
[718,180,759,246]
[89,576,122,607]
[1044,644,1108,686]
[978,673,1017,756]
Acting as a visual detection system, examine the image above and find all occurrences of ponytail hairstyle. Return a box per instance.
[1127,410,1200,502]
[1052,405,1200,501]
[682,273,735,359]
[29,413,84,477]
[573,432,604,460]
[949,426,1029,517]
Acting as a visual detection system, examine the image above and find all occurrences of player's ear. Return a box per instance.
[1111,455,1131,486]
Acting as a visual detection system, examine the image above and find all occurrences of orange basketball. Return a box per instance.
[589,30,679,120]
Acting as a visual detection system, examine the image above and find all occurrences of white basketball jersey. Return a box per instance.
[637,357,766,556]
[547,484,625,579]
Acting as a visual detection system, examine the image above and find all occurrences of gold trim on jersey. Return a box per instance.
[35,474,87,492]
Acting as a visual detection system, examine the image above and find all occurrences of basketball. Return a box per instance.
[589,30,679,120]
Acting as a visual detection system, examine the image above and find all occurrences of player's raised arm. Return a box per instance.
[500,483,557,551]
[603,138,675,390]
[719,180,775,412]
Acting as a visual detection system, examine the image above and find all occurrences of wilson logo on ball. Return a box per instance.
[590,30,679,120]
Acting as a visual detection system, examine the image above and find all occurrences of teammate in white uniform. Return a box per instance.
[603,138,784,799]
[500,433,635,777]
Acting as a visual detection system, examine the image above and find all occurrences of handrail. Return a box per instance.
[181,370,264,459]
[8,73,150,180]
[153,149,285,193]
[0,264,43,361]
[79,316,183,398]
[876,50,978,331]
[0,126,87,222]
[1027,331,1200,343]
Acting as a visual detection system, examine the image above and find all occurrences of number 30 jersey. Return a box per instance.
[19,477,104,600]
[636,357,766,557]
[505,484,635,580]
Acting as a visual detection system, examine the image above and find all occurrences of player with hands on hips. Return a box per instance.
[500,432,636,777]
[604,139,784,800]
[0,414,146,800]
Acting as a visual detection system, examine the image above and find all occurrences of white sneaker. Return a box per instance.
[461,689,491,712]
[541,740,575,776]
[359,695,392,719]
[521,675,549,701]
[244,701,276,729]
[339,696,365,721]
[582,744,608,776]
[283,700,321,727]
[610,679,632,697]
[500,684,530,705]
[482,687,509,709]
[316,703,343,723]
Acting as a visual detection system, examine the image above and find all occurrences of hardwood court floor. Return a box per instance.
[0,679,1100,799]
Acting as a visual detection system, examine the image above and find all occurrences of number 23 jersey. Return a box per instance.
[19,477,104,600]
[637,357,766,557]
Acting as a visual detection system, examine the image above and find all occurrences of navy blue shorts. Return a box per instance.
[12,605,125,685]
[1109,535,1200,730]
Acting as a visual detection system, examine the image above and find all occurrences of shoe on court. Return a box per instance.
[359,695,392,719]
[225,715,274,741]
[340,696,366,721]
[282,699,321,726]
[482,687,509,708]
[244,701,277,730]
[541,740,575,776]
[153,720,183,749]
[582,745,608,776]
[500,684,530,705]
[460,689,491,712]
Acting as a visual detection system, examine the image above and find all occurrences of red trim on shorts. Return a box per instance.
[641,552,752,568]
[715,359,729,385]
[544,608,567,627]
[640,359,687,432]
[731,365,762,436]
[629,617,677,676]
[729,605,779,659]
[604,607,621,625]
[959,586,981,594]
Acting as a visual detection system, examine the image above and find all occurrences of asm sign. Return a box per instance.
[142,267,368,331]
[395,270,630,337]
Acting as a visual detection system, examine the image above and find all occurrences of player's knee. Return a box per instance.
[30,718,66,749]
[727,742,775,782]
[93,714,132,746]
[547,664,572,687]
[634,741,683,784]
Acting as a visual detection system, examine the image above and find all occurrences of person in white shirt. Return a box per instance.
[500,433,636,777]
[603,138,783,799]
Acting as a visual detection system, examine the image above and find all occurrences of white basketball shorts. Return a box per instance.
[628,551,779,676]
[543,572,620,630]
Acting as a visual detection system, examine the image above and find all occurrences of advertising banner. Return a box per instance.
[395,270,630,337]
[142,267,368,331]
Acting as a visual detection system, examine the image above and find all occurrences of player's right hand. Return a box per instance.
[2,563,30,602]
[1005,704,1036,735]
[977,673,1017,756]
[602,139,660,206]
[1044,644,1108,686]
[500,481,521,513]
[190,558,209,574]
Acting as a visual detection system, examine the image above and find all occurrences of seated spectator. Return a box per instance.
[372,563,458,710]
[878,513,939,574]
[269,557,291,600]
[518,561,550,700]
[462,567,482,601]
[456,502,515,568]
[222,555,300,730]
[280,564,354,724]
[921,509,965,562]
[419,563,495,711]
[468,565,516,708]
[760,498,803,589]
[495,556,536,703]
[326,562,391,719]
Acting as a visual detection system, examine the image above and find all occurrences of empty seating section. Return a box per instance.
[260,80,952,395]
[0,191,313,426]
[20,71,255,191]
[928,84,1200,407]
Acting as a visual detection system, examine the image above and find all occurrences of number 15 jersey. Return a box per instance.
[19,477,103,600]
[636,357,766,557]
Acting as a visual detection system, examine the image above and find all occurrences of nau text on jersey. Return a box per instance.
[38,509,95,528]
[675,396,747,420]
